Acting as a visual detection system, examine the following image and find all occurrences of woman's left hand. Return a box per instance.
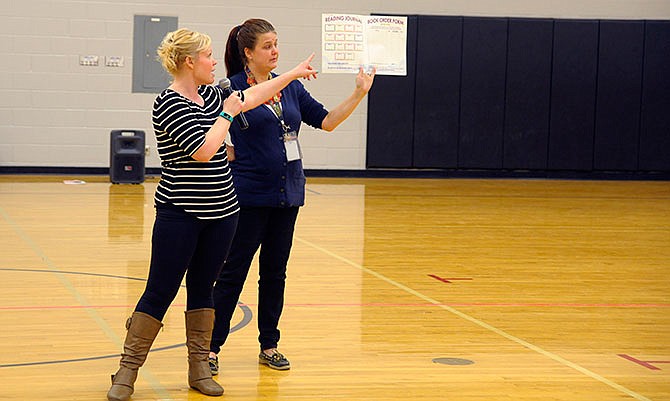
[291,53,319,81]
[356,66,376,93]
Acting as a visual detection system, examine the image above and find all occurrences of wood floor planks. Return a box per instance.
[0,175,668,400]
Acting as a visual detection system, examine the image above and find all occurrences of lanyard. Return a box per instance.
[244,67,291,133]
[265,101,292,133]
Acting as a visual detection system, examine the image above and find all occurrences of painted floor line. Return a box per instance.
[295,235,652,401]
[4,301,669,311]
[0,206,171,400]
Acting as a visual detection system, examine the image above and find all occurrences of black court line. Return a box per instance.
[0,267,253,368]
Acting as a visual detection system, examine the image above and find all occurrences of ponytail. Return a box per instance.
[224,25,245,77]
[224,19,276,78]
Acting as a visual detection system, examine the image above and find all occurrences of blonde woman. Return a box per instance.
[106,27,317,401]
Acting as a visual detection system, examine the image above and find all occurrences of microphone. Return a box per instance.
[218,78,249,130]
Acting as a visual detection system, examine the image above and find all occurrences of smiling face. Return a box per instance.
[191,46,217,85]
[245,31,279,75]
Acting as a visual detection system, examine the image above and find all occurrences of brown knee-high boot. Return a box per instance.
[185,308,224,396]
[107,312,163,401]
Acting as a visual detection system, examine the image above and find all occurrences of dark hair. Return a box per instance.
[224,18,276,77]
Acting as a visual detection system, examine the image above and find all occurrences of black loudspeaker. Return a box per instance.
[110,130,145,184]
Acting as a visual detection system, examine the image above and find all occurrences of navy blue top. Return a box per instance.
[228,71,329,207]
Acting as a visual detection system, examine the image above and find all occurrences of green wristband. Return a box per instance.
[219,111,234,122]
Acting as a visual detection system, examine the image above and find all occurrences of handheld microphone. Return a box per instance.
[218,78,249,130]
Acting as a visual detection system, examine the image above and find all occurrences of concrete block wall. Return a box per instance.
[1,0,669,170]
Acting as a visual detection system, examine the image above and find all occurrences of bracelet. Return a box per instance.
[219,111,234,122]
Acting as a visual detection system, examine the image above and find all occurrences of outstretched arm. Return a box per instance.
[242,53,319,111]
[321,66,376,132]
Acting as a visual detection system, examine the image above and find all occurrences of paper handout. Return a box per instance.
[321,14,407,76]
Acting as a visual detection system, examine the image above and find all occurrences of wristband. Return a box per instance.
[219,111,234,123]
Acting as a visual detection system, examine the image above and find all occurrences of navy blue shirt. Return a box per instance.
[228,71,329,207]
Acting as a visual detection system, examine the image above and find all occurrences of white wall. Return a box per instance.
[1,0,669,170]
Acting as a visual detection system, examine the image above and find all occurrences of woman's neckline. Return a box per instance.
[166,86,205,107]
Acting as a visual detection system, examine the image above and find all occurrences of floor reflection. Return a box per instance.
[107,183,145,241]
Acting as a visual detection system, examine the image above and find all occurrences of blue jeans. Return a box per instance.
[210,206,299,353]
[135,203,239,321]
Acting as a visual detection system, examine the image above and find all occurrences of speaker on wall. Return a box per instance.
[110,130,145,184]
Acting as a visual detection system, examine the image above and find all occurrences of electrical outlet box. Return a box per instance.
[79,55,99,66]
[106,56,124,67]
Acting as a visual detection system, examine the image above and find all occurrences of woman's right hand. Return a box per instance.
[222,91,244,117]
[290,53,318,81]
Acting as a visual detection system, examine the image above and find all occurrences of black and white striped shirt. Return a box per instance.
[152,85,239,219]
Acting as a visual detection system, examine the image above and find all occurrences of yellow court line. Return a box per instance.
[295,235,652,401]
[0,206,172,400]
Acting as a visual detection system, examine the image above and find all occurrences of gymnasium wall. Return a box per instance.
[1,0,669,172]
[367,16,670,177]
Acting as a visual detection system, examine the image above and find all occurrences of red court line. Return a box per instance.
[428,274,473,283]
[284,302,670,308]
[3,302,669,311]
[442,302,670,308]
[0,304,186,310]
[618,354,664,370]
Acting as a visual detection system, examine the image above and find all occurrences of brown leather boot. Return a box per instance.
[185,308,224,396]
[107,312,163,401]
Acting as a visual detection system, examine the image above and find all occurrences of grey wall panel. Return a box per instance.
[412,16,462,168]
[548,19,599,171]
[594,20,644,171]
[503,18,553,170]
[458,17,508,169]
[639,21,670,171]
[132,15,178,93]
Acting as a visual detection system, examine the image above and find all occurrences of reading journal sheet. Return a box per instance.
[322,13,407,76]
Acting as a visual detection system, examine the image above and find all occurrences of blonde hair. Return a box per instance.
[156,28,212,76]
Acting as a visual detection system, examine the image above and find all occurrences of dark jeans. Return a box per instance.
[135,203,239,321]
[210,206,300,354]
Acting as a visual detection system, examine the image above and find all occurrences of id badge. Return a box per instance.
[283,131,302,161]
